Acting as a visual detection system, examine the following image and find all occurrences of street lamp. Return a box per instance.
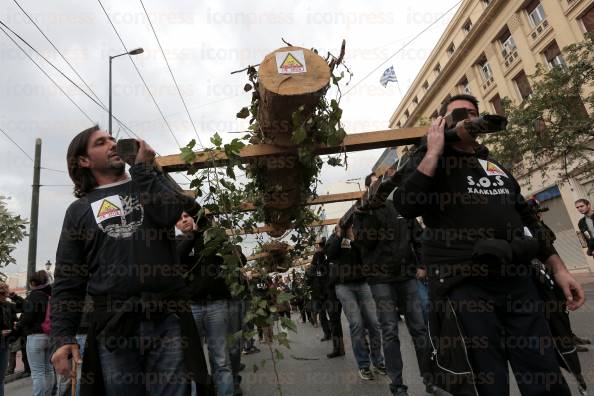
[109,47,144,135]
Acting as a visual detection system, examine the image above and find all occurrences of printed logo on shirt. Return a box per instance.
[341,238,352,249]
[478,159,508,178]
[91,195,123,223]
[90,194,144,239]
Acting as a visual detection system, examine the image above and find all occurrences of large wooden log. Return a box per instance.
[257,46,331,145]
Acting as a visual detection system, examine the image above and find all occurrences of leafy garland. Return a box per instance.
[178,43,351,395]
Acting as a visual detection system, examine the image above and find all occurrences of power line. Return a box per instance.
[96,0,182,148]
[0,126,34,161]
[1,126,67,173]
[11,0,105,108]
[343,0,462,96]
[0,24,95,123]
[0,19,142,141]
[138,0,203,148]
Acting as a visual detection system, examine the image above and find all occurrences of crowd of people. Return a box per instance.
[0,93,591,396]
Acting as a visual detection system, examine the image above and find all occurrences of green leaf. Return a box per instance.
[180,147,196,164]
[277,292,293,304]
[236,107,250,119]
[292,126,307,144]
[210,132,223,147]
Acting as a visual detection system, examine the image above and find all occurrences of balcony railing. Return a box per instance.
[502,48,519,70]
[530,18,550,42]
[481,75,495,91]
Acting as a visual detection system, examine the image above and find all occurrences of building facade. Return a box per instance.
[387,0,594,272]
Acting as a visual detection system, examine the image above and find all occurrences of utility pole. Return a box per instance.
[26,138,41,291]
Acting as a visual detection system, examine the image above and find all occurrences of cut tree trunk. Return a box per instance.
[256,46,331,236]
[257,46,331,145]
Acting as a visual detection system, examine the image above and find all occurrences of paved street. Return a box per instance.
[6,282,594,396]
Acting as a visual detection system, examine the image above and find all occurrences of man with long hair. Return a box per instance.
[50,126,205,395]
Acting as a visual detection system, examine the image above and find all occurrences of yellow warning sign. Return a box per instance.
[97,199,121,218]
[478,159,508,177]
[275,50,307,74]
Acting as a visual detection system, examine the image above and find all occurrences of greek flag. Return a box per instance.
[380,65,398,87]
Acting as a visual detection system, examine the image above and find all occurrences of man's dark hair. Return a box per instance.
[438,94,480,117]
[364,173,376,188]
[30,270,49,287]
[575,198,591,206]
[67,125,100,198]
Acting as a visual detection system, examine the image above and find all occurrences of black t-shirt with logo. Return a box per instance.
[394,145,553,266]
[52,163,194,349]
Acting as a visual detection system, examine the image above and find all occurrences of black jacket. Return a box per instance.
[577,215,594,252]
[177,231,231,302]
[305,251,329,300]
[353,203,422,284]
[0,300,18,343]
[325,233,365,284]
[18,285,51,336]
[393,144,556,295]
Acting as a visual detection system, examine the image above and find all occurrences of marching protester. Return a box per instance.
[575,198,594,257]
[0,281,18,396]
[354,173,431,396]
[326,224,385,381]
[305,239,332,342]
[320,239,345,359]
[394,94,586,396]
[51,126,209,396]
[176,210,235,396]
[15,270,53,396]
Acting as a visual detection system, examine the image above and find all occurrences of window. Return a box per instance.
[458,75,471,95]
[526,1,546,27]
[483,0,492,5]
[581,6,594,32]
[447,43,456,56]
[490,94,504,115]
[396,121,402,128]
[498,27,517,57]
[412,96,419,105]
[513,70,532,100]
[463,19,473,33]
[543,41,565,68]
[422,81,429,91]
[404,110,410,119]
[477,56,493,81]
[434,63,442,75]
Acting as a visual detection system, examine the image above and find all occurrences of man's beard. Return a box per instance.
[106,159,125,176]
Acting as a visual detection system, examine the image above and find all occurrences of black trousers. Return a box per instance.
[448,275,571,396]
[326,291,343,339]
[312,298,332,337]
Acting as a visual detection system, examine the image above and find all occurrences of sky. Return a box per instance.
[0,0,459,274]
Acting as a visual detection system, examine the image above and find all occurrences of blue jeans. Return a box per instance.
[0,341,8,396]
[192,301,233,396]
[98,314,189,396]
[370,280,429,393]
[228,300,245,391]
[416,279,429,324]
[26,333,54,396]
[335,282,384,370]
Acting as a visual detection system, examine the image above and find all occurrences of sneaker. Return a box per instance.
[358,367,375,380]
[374,363,387,376]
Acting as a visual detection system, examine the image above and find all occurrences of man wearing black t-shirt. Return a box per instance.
[394,95,585,396]
[51,126,202,396]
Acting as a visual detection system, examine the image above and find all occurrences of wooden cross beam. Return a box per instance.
[157,126,426,172]
[185,191,364,212]
[226,217,339,236]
